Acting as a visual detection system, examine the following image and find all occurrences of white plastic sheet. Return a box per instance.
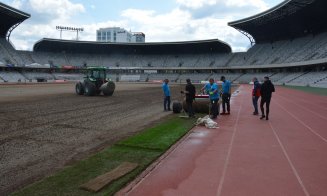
[195,115,219,129]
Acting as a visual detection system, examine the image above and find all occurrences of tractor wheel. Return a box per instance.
[84,82,96,96]
[102,81,116,96]
[75,82,84,95]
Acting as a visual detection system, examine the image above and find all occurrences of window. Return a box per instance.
[89,70,106,79]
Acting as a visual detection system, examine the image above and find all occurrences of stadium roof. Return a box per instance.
[0,2,30,39]
[228,0,327,43]
[33,38,232,54]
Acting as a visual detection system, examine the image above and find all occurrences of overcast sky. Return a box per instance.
[3,0,284,51]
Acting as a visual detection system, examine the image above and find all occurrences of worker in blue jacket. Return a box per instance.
[220,76,231,115]
[162,79,171,111]
[201,78,220,119]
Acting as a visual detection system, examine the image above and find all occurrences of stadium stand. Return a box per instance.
[22,71,55,81]
[52,73,84,81]
[148,73,179,82]
[120,75,141,82]
[0,1,326,87]
[235,73,275,83]
[210,73,243,82]
[139,74,148,82]
[0,71,25,82]
[178,73,210,82]
[287,71,327,86]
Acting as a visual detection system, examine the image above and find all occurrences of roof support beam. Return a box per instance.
[236,29,256,46]
[6,21,22,42]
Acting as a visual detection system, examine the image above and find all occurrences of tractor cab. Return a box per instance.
[85,67,108,88]
[86,67,106,79]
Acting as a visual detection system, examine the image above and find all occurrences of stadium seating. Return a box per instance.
[210,73,243,82]
[23,71,55,81]
[287,71,327,87]
[0,71,26,82]
[148,73,179,82]
[1,31,327,70]
[52,73,84,81]
[235,73,274,83]
[120,75,141,82]
[1,30,327,87]
[178,73,210,81]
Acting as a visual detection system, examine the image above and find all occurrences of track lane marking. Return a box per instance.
[277,88,327,110]
[275,94,327,120]
[273,100,327,143]
[216,88,244,196]
[269,122,310,196]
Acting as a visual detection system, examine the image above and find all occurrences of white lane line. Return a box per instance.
[273,100,327,143]
[216,89,244,196]
[269,122,310,196]
[275,94,327,120]
[277,91,327,110]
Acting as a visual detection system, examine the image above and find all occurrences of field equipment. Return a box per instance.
[183,94,210,114]
[173,102,183,113]
[76,67,115,96]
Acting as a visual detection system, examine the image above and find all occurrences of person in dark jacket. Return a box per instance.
[252,77,261,115]
[181,79,196,117]
[260,76,275,120]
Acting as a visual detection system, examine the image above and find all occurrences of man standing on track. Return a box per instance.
[220,76,231,115]
[252,77,261,115]
[181,79,196,118]
[260,76,275,120]
[162,79,171,111]
[201,78,220,119]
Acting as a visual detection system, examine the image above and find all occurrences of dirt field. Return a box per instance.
[0,82,184,195]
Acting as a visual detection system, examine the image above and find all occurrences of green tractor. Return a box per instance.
[75,67,116,96]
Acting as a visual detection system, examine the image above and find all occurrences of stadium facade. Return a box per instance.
[0,0,326,87]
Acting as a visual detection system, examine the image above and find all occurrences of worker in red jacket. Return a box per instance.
[252,77,261,115]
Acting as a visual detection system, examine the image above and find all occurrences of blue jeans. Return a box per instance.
[164,96,171,110]
[252,96,259,113]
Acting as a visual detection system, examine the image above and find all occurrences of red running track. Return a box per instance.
[119,85,327,196]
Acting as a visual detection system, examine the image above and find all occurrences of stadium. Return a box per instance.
[0,0,327,195]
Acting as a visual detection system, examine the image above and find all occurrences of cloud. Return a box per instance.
[116,7,253,51]
[176,0,217,9]
[107,0,269,51]
[9,0,22,9]
[8,0,270,52]
[177,0,268,19]
[7,0,85,50]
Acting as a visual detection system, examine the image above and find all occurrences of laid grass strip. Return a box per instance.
[283,85,327,96]
[118,117,195,151]
[11,116,195,196]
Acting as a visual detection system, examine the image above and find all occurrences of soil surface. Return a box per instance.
[0,82,184,195]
